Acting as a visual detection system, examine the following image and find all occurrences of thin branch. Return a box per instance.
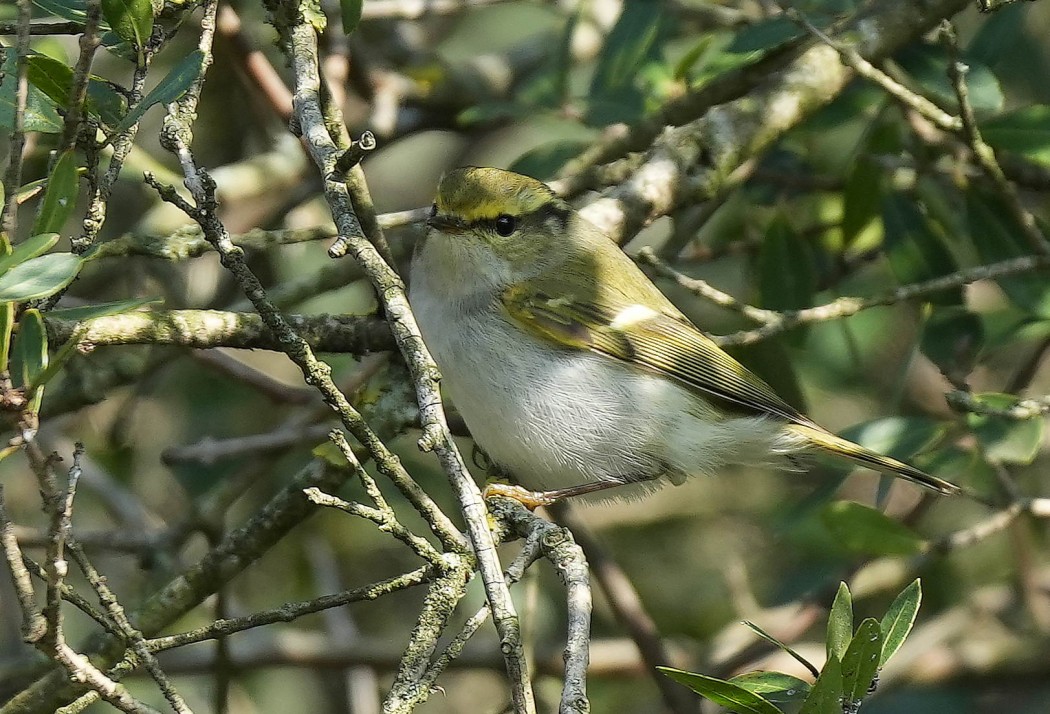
[44,309,397,353]
[0,485,47,641]
[279,17,533,710]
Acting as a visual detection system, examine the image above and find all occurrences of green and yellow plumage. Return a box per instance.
[410,167,959,501]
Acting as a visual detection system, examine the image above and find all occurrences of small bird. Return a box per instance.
[409,167,959,506]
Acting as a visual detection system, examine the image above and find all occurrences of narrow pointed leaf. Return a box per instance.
[13,309,49,415]
[743,620,820,678]
[827,582,853,661]
[880,579,921,666]
[659,668,782,714]
[0,302,13,372]
[799,655,842,714]
[111,50,205,135]
[841,618,882,707]
[32,151,79,235]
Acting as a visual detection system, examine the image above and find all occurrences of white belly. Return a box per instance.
[409,275,799,495]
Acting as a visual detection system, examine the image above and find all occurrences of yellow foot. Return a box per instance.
[482,483,559,510]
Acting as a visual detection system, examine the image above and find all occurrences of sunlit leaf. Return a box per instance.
[101,0,154,60]
[0,253,84,303]
[659,668,782,714]
[880,579,921,666]
[827,582,853,661]
[32,150,79,235]
[731,671,810,706]
[841,618,882,707]
[742,620,820,678]
[822,501,925,556]
[0,233,60,276]
[798,655,842,714]
[966,392,1044,465]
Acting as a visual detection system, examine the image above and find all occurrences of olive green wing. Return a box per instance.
[501,283,814,426]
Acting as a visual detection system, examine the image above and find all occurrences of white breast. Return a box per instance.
[409,255,803,495]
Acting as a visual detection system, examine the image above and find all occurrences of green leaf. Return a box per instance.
[798,655,842,714]
[921,306,984,382]
[821,501,925,556]
[47,297,158,322]
[0,233,60,276]
[509,140,590,181]
[966,189,1050,316]
[967,2,1026,68]
[659,668,782,714]
[32,150,79,235]
[110,49,205,136]
[730,671,811,706]
[0,253,84,303]
[726,16,800,53]
[12,309,49,415]
[880,579,921,666]
[674,33,718,80]
[742,620,820,679]
[0,49,64,133]
[897,43,1003,115]
[981,105,1050,165]
[966,392,1044,465]
[841,618,882,707]
[340,0,363,35]
[586,0,663,125]
[100,0,154,58]
[838,416,945,464]
[827,582,853,661]
[0,302,13,372]
[15,308,48,387]
[881,192,959,304]
[26,54,127,127]
[758,217,816,314]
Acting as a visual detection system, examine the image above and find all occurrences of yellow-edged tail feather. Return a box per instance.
[787,424,960,496]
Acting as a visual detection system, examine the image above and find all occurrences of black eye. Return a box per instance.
[494,214,516,237]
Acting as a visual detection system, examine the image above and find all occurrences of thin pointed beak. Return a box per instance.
[426,214,464,233]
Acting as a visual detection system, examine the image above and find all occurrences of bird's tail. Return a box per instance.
[787,424,960,496]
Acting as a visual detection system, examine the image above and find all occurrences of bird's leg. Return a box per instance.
[483,479,637,509]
